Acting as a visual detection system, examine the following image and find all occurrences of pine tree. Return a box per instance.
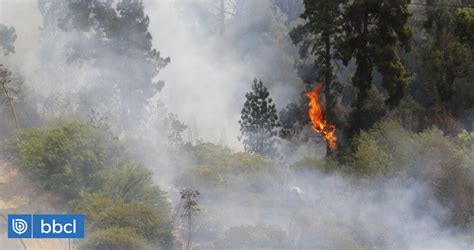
[238,79,279,158]
[339,0,412,108]
[53,0,170,129]
[339,0,413,135]
[421,6,474,104]
[291,0,347,149]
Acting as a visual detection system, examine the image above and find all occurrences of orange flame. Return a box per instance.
[306,83,337,151]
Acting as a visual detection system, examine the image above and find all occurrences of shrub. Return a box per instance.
[98,163,171,215]
[6,122,124,199]
[75,194,173,249]
[83,227,151,250]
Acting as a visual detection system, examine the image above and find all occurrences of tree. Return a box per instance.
[180,188,200,250]
[0,24,16,55]
[420,6,474,109]
[165,113,188,149]
[238,79,279,158]
[292,0,347,130]
[0,66,20,130]
[99,163,171,216]
[339,0,413,134]
[76,195,173,249]
[47,0,170,129]
[0,25,20,131]
[278,101,306,140]
[273,0,305,25]
[6,122,125,199]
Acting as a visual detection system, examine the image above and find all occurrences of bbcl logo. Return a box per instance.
[8,214,84,238]
[12,218,28,235]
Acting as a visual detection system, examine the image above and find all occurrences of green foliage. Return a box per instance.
[190,143,233,166]
[99,163,171,215]
[456,130,474,173]
[278,102,307,140]
[350,119,474,227]
[7,122,124,199]
[190,143,268,175]
[83,227,151,250]
[165,113,187,149]
[386,97,426,132]
[292,0,347,125]
[212,223,288,250]
[176,143,282,197]
[175,165,224,189]
[347,88,387,136]
[74,192,114,222]
[339,0,412,116]
[53,0,170,126]
[94,202,170,243]
[7,122,175,248]
[76,194,173,249]
[291,157,342,174]
[420,6,474,114]
[352,125,396,177]
[453,8,474,46]
[239,79,280,158]
[351,120,435,177]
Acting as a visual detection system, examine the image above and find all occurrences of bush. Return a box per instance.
[7,122,176,248]
[386,97,426,132]
[99,163,171,215]
[351,120,474,227]
[177,143,282,196]
[291,157,344,174]
[6,122,124,199]
[351,120,408,177]
[83,227,151,250]
[75,194,173,249]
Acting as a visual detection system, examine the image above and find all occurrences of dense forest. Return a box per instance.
[0,0,473,249]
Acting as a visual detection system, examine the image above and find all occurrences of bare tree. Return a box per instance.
[180,188,200,250]
[0,65,19,130]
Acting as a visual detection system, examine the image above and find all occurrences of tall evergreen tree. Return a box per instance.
[239,79,279,158]
[291,0,347,149]
[339,0,413,107]
[44,0,170,129]
[339,0,413,134]
[421,6,474,104]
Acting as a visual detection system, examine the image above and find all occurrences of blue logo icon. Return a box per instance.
[8,214,32,238]
[8,214,84,238]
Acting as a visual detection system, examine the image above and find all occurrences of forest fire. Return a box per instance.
[306,83,337,151]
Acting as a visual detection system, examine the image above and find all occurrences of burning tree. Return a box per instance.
[306,83,337,153]
[239,79,279,158]
[291,0,346,138]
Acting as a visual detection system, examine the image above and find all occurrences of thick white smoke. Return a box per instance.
[0,1,472,249]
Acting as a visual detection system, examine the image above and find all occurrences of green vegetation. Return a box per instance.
[239,79,280,158]
[176,143,281,195]
[6,122,173,248]
[1,0,474,249]
[291,0,347,131]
